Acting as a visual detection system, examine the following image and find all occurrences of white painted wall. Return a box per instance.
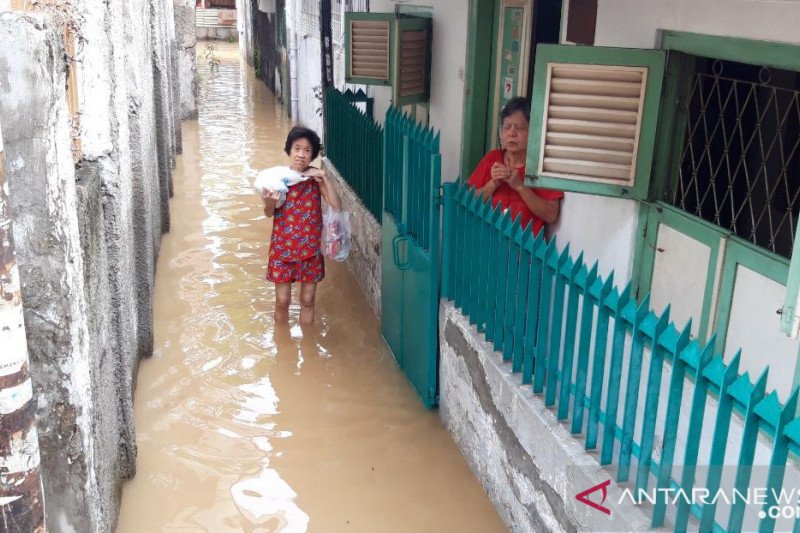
[595,0,800,48]
[368,0,469,182]
[549,192,639,282]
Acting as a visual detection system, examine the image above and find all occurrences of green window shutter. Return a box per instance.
[344,12,395,86]
[781,229,800,337]
[392,17,432,106]
[525,45,666,200]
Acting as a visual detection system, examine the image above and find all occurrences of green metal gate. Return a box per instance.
[381,107,442,408]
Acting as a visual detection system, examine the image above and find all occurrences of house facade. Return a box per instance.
[245,2,800,530]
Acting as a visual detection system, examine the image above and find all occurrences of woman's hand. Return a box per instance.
[490,162,513,183]
[261,189,282,201]
[505,173,525,192]
[307,168,342,211]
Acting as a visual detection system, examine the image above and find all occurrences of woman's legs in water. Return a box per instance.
[299,282,317,324]
[274,282,292,323]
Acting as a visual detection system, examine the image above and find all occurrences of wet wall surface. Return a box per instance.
[116,43,505,532]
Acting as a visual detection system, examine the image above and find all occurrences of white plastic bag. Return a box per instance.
[322,206,351,262]
[253,166,307,209]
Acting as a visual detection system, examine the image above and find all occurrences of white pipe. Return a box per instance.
[288,6,299,121]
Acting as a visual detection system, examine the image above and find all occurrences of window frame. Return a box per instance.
[524,44,666,200]
[344,12,396,87]
[628,31,800,344]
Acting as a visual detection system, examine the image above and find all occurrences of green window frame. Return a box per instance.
[653,31,800,340]
[524,44,666,200]
[344,12,395,86]
[344,12,432,105]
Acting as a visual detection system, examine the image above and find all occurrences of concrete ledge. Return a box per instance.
[323,158,381,319]
[439,301,652,532]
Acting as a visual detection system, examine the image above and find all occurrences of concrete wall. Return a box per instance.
[252,0,286,104]
[0,14,99,531]
[0,0,183,527]
[175,0,199,120]
[197,25,238,40]
[439,301,652,532]
[323,159,381,318]
[237,0,255,64]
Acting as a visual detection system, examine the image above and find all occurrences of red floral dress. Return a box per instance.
[266,179,325,283]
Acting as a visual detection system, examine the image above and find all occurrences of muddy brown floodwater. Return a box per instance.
[116,42,505,532]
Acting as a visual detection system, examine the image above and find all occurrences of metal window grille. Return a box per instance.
[666,58,800,258]
[332,0,343,47]
[299,0,320,40]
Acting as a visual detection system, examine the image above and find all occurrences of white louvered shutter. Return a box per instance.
[526,45,666,200]
[345,13,393,85]
[539,64,646,186]
[393,17,431,105]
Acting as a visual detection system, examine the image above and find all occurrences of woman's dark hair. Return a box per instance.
[499,97,531,125]
[284,126,322,160]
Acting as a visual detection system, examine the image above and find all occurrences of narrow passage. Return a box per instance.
[116,42,505,532]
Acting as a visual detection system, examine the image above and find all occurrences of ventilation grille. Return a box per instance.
[349,20,390,81]
[539,63,647,186]
[398,29,427,97]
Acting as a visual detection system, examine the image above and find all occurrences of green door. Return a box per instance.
[381,107,442,408]
[485,0,534,150]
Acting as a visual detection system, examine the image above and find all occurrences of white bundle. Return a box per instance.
[253,166,309,209]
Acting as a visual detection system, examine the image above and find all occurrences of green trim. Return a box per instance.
[782,226,800,335]
[632,202,657,302]
[648,51,695,201]
[460,0,496,181]
[714,238,789,354]
[395,4,433,18]
[392,16,432,106]
[525,44,666,201]
[344,12,395,86]
[484,0,504,151]
[660,30,800,73]
[635,203,724,342]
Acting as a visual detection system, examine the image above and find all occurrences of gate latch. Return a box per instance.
[433,186,445,206]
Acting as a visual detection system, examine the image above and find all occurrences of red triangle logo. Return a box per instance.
[575,479,612,515]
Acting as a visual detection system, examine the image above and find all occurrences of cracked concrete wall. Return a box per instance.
[151,0,175,235]
[0,0,184,527]
[323,159,381,319]
[236,0,254,65]
[174,0,198,120]
[439,301,651,532]
[0,12,100,531]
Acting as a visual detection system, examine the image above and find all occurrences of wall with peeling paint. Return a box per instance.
[0,0,183,528]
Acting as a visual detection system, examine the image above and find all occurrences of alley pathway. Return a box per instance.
[115,42,505,532]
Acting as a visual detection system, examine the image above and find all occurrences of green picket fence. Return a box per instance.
[383,106,440,251]
[442,180,800,532]
[324,87,383,221]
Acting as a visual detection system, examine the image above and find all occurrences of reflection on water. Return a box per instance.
[116,41,505,532]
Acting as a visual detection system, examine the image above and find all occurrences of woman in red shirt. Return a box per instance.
[467,97,563,236]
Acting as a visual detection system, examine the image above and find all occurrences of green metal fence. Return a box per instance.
[442,180,800,532]
[324,87,383,220]
[383,107,440,251]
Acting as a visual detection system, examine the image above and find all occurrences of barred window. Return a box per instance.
[665,58,800,259]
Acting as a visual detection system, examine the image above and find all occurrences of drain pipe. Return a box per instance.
[288,1,299,121]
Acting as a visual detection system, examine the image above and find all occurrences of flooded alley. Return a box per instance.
[115,43,505,532]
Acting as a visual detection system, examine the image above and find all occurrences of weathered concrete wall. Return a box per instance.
[439,301,652,532]
[236,0,254,65]
[323,159,381,319]
[174,0,198,119]
[0,12,100,531]
[0,0,183,527]
[197,25,238,40]
[151,0,175,235]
